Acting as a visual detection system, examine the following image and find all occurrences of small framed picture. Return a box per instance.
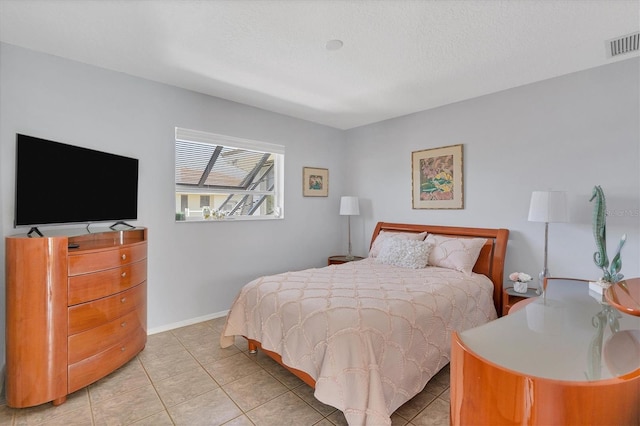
[303,167,328,197]
[412,144,464,209]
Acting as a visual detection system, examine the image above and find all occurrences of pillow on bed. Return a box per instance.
[376,238,434,269]
[426,234,487,275]
[369,231,428,258]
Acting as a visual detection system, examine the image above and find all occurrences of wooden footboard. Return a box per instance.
[246,338,316,388]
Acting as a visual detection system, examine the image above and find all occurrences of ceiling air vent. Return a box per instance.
[607,32,640,58]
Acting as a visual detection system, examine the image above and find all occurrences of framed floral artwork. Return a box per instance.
[412,144,463,209]
[303,167,329,197]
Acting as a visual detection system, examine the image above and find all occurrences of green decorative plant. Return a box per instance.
[589,185,626,283]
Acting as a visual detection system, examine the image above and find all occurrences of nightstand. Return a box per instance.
[502,286,538,316]
[328,255,365,266]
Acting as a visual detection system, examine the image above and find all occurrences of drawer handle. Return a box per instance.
[121,346,126,352]
[121,297,127,303]
[121,254,127,260]
[121,272,127,278]
[121,321,127,327]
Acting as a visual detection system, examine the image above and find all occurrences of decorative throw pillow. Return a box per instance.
[426,234,487,275]
[376,238,434,269]
[369,231,428,258]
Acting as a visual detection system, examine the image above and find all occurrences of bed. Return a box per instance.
[220,222,509,425]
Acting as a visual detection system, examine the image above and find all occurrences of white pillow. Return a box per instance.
[369,231,428,258]
[426,234,487,275]
[376,238,434,269]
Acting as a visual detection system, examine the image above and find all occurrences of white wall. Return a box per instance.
[0,43,348,366]
[1,43,638,372]
[344,58,640,284]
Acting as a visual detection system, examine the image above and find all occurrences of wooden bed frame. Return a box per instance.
[247,222,510,389]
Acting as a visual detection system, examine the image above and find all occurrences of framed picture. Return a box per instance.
[303,167,329,197]
[412,144,463,209]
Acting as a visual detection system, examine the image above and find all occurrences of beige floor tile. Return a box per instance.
[2,322,451,426]
[185,339,241,365]
[138,333,185,364]
[91,384,164,426]
[144,330,183,351]
[131,409,175,425]
[141,347,201,382]
[410,398,450,426]
[222,369,288,412]
[246,391,323,426]
[233,335,250,349]
[13,389,90,426]
[172,322,217,344]
[391,412,410,426]
[252,349,279,367]
[0,403,15,425]
[325,409,348,425]
[423,366,450,397]
[89,358,151,403]
[35,404,94,426]
[204,352,262,385]
[261,361,306,389]
[250,350,307,389]
[291,384,337,417]
[222,414,255,425]
[154,365,220,407]
[167,387,242,426]
[439,388,450,402]
[392,387,438,421]
[209,317,228,332]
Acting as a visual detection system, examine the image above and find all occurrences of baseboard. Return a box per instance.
[147,310,229,335]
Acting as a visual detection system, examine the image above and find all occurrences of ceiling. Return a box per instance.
[1,0,638,130]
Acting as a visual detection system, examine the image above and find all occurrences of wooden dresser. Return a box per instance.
[5,228,148,408]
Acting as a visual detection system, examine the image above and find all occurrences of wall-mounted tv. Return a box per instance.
[15,134,139,228]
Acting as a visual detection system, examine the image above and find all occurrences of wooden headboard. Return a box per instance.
[370,222,509,315]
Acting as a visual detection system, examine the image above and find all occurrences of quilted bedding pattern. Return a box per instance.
[220,258,497,425]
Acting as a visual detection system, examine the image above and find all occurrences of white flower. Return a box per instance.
[517,273,532,282]
[509,272,532,282]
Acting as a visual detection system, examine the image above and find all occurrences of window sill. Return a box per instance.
[176,215,284,223]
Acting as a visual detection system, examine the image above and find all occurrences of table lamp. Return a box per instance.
[528,190,569,296]
[340,196,360,260]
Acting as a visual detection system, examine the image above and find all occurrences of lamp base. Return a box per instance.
[345,254,354,261]
[537,268,549,297]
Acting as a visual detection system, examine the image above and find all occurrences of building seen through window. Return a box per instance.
[175,128,284,221]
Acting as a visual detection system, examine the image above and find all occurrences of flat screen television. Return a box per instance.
[15,134,139,228]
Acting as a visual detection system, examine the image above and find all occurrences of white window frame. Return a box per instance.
[175,127,284,222]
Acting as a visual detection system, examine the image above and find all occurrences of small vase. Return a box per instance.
[513,281,528,293]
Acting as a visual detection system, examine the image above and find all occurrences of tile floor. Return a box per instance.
[0,317,451,425]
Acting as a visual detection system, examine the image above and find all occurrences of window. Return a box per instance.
[175,128,284,221]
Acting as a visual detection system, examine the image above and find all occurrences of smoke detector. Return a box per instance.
[607,32,640,58]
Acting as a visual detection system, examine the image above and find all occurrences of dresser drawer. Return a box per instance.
[68,242,147,276]
[68,282,146,335]
[68,307,146,364]
[68,260,147,306]
[68,327,146,393]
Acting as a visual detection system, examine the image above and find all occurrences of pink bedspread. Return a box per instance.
[220,258,497,425]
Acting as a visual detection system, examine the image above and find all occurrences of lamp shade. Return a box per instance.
[528,191,569,223]
[340,196,360,216]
